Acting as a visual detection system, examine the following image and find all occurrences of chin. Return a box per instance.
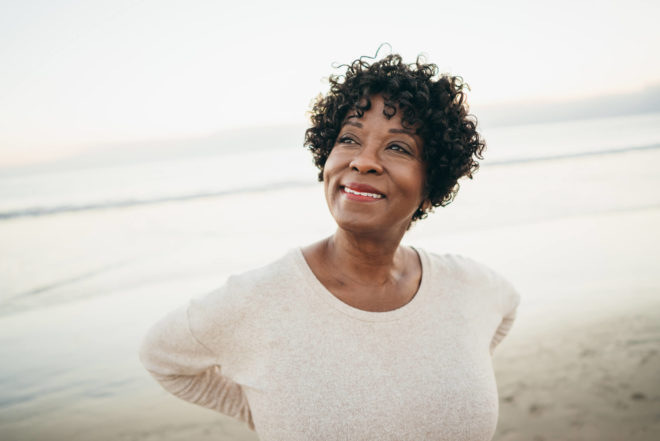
[333,215,409,238]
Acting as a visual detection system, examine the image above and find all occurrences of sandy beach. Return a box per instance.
[1,145,659,440]
[495,297,660,441]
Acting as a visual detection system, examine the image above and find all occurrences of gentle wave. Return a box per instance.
[1,143,658,221]
[487,142,660,165]
[0,180,311,221]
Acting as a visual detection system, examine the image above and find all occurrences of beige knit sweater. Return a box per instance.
[140,247,519,441]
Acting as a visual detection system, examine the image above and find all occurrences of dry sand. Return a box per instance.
[494,297,660,441]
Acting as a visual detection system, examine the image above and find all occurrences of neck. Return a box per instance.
[323,227,407,285]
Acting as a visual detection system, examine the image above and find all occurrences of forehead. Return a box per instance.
[343,95,418,130]
[340,97,424,150]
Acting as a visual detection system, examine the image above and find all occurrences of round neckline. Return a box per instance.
[292,246,431,322]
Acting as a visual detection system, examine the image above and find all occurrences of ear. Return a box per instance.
[420,199,432,212]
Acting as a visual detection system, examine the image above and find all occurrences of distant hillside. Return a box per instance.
[4,85,660,175]
[475,85,660,128]
[6,124,307,175]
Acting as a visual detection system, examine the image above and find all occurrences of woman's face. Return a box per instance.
[323,95,427,236]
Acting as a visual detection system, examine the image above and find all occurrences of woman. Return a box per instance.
[140,53,519,441]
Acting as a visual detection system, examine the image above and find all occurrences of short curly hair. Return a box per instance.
[304,53,486,222]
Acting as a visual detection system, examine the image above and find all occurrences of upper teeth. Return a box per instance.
[344,187,383,199]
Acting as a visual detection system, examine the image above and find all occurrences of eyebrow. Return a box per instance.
[388,128,416,136]
[343,120,363,128]
[390,128,421,153]
[341,122,419,148]
[342,122,414,136]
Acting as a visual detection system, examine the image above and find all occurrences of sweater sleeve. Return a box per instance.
[489,275,521,354]
[139,297,254,429]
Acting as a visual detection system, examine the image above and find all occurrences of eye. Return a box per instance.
[337,135,357,145]
[388,143,411,155]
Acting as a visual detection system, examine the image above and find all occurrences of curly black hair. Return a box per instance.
[304,53,485,222]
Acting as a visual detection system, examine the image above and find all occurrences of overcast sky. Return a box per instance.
[1,0,658,166]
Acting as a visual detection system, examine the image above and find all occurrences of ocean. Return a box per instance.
[1,112,660,440]
[2,112,659,221]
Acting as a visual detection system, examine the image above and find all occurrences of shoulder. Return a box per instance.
[419,248,521,314]
[232,248,302,290]
[418,248,499,282]
[434,252,503,282]
[188,249,302,328]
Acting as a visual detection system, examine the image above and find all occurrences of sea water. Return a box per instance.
[1,112,660,440]
[2,112,659,221]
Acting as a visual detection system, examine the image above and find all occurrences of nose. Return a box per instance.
[349,145,383,175]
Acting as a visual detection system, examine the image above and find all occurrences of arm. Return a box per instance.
[489,277,521,355]
[139,300,254,429]
[489,309,517,354]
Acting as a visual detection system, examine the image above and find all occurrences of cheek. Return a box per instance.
[322,149,342,180]
[407,165,427,200]
[322,153,336,195]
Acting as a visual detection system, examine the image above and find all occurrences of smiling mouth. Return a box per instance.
[341,186,385,200]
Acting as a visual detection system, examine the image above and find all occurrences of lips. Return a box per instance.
[340,183,385,200]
